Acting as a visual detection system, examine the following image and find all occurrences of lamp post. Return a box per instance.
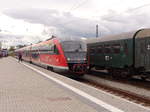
[96,24,98,38]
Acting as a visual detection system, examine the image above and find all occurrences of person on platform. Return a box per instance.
[18,53,22,62]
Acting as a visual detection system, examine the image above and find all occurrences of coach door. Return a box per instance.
[145,38,150,69]
[135,38,150,69]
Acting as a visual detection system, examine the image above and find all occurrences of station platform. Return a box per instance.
[0,57,150,112]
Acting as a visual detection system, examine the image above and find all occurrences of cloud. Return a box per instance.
[0,31,42,48]
[3,6,150,40]
[3,8,101,38]
[99,5,150,34]
[0,32,23,47]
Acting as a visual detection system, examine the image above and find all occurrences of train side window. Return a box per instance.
[49,45,54,54]
[104,45,111,53]
[90,48,95,54]
[54,45,59,54]
[124,43,128,55]
[97,45,103,53]
[31,51,39,58]
[112,44,120,54]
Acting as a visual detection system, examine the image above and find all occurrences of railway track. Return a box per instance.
[76,73,150,107]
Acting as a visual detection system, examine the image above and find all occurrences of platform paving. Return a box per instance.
[0,57,150,112]
[0,57,99,112]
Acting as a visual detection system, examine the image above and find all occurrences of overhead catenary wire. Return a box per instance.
[47,1,150,38]
[64,1,150,30]
[69,0,89,12]
[58,0,89,26]
[103,3,150,20]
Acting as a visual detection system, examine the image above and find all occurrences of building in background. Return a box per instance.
[1,49,8,57]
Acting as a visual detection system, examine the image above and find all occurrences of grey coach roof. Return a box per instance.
[135,28,150,38]
[86,28,150,44]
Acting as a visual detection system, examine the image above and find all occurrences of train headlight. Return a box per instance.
[83,58,86,60]
[67,58,71,61]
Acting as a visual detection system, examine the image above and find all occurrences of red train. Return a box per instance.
[0,49,8,57]
[15,36,87,75]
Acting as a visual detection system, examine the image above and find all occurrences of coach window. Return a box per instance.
[124,43,128,55]
[27,51,29,56]
[27,51,29,57]
[97,45,103,53]
[90,48,95,54]
[104,45,111,54]
[25,51,27,56]
[113,44,120,54]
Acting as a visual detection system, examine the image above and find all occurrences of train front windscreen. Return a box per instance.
[61,41,87,63]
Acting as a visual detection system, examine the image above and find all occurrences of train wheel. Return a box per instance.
[141,76,146,81]
[108,69,116,78]
[87,65,93,74]
[47,66,54,71]
[109,69,123,80]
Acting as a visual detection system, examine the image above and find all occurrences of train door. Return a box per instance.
[96,45,105,67]
[135,38,150,69]
[103,43,113,67]
[145,38,150,69]
[88,46,97,66]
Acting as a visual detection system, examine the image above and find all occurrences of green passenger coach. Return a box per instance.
[87,29,150,79]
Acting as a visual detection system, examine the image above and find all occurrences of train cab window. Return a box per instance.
[112,44,120,54]
[104,45,111,53]
[61,41,86,52]
[46,44,59,55]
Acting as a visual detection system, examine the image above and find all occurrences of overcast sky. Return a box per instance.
[0,0,150,48]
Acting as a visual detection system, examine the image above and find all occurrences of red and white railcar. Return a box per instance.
[15,36,87,75]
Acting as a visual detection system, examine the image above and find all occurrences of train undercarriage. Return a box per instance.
[68,63,87,75]
[90,65,150,80]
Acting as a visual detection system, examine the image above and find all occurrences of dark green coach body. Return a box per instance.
[87,29,150,71]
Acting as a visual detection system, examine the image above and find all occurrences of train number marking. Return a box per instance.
[105,56,112,61]
[105,56,109,61]
[147,45,150,50]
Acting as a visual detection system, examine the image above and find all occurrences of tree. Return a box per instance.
[16,45,26,49]
[9,46,15,51]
